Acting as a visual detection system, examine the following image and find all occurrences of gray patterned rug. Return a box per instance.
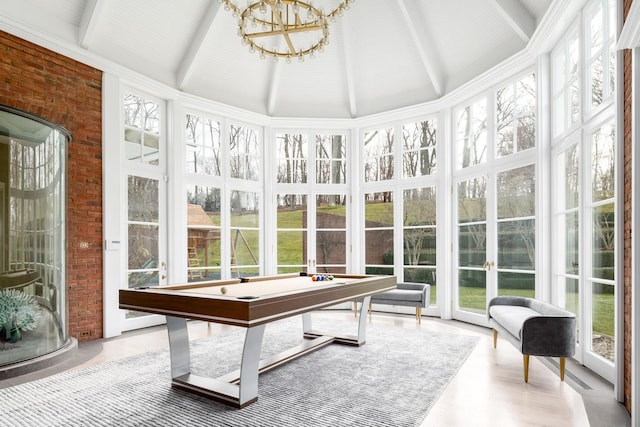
[1,318,478,426]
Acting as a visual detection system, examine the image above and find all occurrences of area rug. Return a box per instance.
[1,318,478,426]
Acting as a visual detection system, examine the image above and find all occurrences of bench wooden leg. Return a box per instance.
[523,354,530,383]
[493,329,498,348]
[559,357,566,381]
[353,302,357,317]
[416,307,422,324]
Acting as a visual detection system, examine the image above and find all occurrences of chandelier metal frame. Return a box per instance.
[218,0,354,62]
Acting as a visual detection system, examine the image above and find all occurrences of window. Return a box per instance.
[455,98,487,169]
[316,134,346,184]
[496,74,536,157]
[554,143,580,316]
[364,127,394,182]
[497,165,536,297]
[402,119,437,177]
[184,113,262,280]
[123,91,166,297]
[551,0,618,381]
[185,114,221,176]
[453,72,537,320]
[276,194,307,273]
[456,176,487,314]
[586,0,616,111]
[364,191,394,275]
[186,185,221,281]
[589,121,615,362]
[230,190,260,277]
[274,130,349,274]
[403,187,436,304]
[127,176,160,289]
[229,124,260,181]
[552,28,580,137]
[276,133,308,183]
[123,94,161,165]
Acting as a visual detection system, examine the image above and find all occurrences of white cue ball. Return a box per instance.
[221,286,228,294]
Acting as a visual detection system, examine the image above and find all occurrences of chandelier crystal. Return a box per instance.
[218,0,354,62]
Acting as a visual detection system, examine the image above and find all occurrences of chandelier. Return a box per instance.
[218,0,354,62]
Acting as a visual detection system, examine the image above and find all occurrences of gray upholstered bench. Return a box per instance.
[354,282,430,324]
[488,296,576,382]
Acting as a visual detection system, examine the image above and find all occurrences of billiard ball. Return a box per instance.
[221,286,228,294]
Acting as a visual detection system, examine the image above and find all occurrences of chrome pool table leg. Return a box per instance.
[356,296,371,345]
[302,296,371,346]
[238,324,266,406]
[166,316,190,378]
[301,312,312,334]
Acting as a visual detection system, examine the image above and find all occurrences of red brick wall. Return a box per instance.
[0,30,103,342]
[623,0,633,413]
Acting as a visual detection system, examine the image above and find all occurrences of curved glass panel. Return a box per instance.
[0,105,69,367]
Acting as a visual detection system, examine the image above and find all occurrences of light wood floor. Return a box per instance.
[0,311,630,426]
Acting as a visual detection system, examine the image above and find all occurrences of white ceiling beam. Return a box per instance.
[617,0,640,49]
[488,0,535,42]
[265,37,287,116]
[266,60,282,116]
[78,0,105,49]
[176,1,222,90]
[397,0,444,97]
[339,16,357,118]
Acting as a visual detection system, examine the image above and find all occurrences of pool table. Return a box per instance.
[119,272,396,408]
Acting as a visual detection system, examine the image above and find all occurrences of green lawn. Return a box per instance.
[197,209,615,338]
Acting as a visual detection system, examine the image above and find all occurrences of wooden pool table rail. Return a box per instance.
[119,273,396,328]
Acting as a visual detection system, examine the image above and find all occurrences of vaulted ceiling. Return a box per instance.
[0,0,555,118]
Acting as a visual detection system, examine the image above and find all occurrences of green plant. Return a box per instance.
[0,289,41,341]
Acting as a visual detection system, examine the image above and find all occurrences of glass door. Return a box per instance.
[274,131,349,275]
[276,192,348,274]
[120,92,167,331]
[454,175,494,321]
[123,173,167,330]
[454,166,536,323]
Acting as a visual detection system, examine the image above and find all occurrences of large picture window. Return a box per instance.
[551,0,617,382]
[275,131,349,274]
